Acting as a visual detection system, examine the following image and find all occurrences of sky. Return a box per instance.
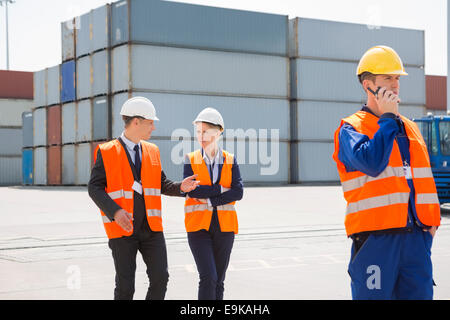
[0,0,447,75]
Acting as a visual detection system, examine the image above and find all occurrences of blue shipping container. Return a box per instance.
[61,60,76,103]
[22,148,33,185]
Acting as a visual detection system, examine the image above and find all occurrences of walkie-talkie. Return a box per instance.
[367,86,382,98]
[368,86,400,103]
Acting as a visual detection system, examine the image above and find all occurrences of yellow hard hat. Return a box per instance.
[356,45,408,76]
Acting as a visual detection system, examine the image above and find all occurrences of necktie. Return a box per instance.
[209,159,214,184]
[134,144,141,181]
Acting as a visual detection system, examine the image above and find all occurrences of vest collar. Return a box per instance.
[121,132,141,152]
[201,147,223,165]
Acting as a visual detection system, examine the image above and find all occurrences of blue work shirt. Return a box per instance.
[338,106,426,231]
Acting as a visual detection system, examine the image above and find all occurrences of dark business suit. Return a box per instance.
[183,149,243,300]
[88,138,183,300]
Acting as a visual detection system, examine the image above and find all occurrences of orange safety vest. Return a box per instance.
[95,139,163,239]
[333,111,440,236]
[184,149,238,234]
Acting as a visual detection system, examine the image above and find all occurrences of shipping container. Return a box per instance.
[76,99,92,142]
[426,75,447,110]
[0,98,32,127]
[33,147,47,185]
[22,148,33,185]
[111,91,290,140]
[399,105,426,119]
[76,10,91,58]
[290,58,425,105]
[92,4,110,53]
[111,0,288,56]
[75,4,110,57]
[33,107,47,147]
[62,144,76,185]
[0,156,21,185]
[0,127,22,156]
[34,69,47,108]
[294,141,339,182]
[76,55,92,99]
[154,138,289,184]
[47,65,61,106]
[112,44,289,98]
[288,17,424,67]
[93,96,109,140]
[0,70,33,99]
[22,111,33,148]
[76,143,92,185]
[47,145,61,185]
[47,105,62,146]
[425,109,447,116]
[61,18,76,62]
[61,60,76,103]
[291,101,425,141]
[92,49,109,96]
[62,102,76,144]
[91,140,107,166]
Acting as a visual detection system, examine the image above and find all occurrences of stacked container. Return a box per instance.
[425,75,447,115]
[32,69,47,185]
[0,70,33,185]
[109,0,290,183]
[29,1,430,187]
[60,4,111,185]
[29,5,110,187]
[22,111,33,185]
[288,18,427,183]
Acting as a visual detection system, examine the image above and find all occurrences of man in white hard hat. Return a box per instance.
[88,96,200,300]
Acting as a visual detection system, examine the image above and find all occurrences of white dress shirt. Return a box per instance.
[120,132,142,165]
[202,148,223,207]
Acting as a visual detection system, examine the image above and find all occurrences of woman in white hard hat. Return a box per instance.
[183,107,244,300]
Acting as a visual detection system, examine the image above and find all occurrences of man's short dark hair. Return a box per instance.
[358,71,377,85]
[122,115,145,127]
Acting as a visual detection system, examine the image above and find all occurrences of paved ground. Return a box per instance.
[1,185,449,300]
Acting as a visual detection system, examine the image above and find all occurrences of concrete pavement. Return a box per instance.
[1,185,449,299]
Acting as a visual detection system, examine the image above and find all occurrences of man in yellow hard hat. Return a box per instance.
[332,46,440,299]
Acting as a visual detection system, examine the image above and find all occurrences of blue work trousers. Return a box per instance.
[188,209,235,300]
[348,224,434,300]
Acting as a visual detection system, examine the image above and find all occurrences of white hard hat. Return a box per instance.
[193,107,224,130]
[120,96,159,121]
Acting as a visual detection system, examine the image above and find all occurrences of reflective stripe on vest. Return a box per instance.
[144,188,161,196]
[96,139,163,239]
[346,192,410,215]
[184,149,238,234]
[417,193,439,205]
[332,111,440,236]
[108,189,133,200]
[341,166,404,193]
[413,167,434,179]
[147,209,162,217]
[217,204,236,212]
[184,203,209,214]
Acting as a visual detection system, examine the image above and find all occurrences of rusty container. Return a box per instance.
[47,145,62,185]
[47,105,62,146]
